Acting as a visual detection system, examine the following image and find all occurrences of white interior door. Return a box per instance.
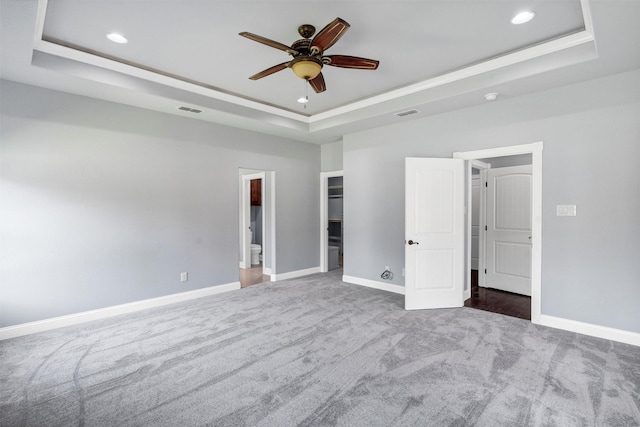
[405,158,464,310]
[485,165,532,295]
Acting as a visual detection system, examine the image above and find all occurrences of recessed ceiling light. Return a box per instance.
[297,96,309,104]
[511,11,536,25]
[106,33,128,44]
[484,92,498,101]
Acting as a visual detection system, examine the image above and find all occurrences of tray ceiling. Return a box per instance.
[3,0,639,143]
[40,0,584,115]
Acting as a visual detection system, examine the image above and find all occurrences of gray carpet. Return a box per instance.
[1,270,639,426]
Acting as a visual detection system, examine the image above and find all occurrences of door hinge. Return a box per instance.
[485,182,488,187]
[484,269,487,274]
[485,225,487,231]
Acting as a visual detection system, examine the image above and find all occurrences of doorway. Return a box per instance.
[239,169,275,287]
[465,156,533,320]
[320,171,343,272]
[455,142,542,323]
[404,142,542,323]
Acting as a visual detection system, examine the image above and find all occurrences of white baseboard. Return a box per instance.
[339,278,639,347]
[0,282,241,341]
[270,266,321,282]
[342,275,405,295]
[263,267,273,276]
[537,314,640,347]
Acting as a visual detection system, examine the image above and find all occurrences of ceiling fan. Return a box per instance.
[239,17,379,93]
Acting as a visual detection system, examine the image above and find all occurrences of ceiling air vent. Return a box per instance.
[178,106,202,113]
[394,109,420,117]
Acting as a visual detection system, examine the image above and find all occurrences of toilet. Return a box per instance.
[249,231,261,265]
[250,244,261,265]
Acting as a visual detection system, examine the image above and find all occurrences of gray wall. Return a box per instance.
[343,69,640,333]
[321,140,343,172]
[0,80,320,327]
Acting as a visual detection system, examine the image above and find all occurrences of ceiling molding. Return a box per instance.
[309,29,594,123]
[26,0,601,143]
[32,41,310,124]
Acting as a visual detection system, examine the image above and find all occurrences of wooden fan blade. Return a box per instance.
[239,32,298,55]
[308,73,326,93]
[249,62,289,80]
[310,18,350,53]
[324,55,379,70]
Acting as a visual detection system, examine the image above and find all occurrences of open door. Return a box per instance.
[405,157,465,310]
[485,165,532,295]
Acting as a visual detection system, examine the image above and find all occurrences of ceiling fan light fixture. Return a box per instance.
[290,57,322,80]
[511,11,536,25]
[240,18,377,93]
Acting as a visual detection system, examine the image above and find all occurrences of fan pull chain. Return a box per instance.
[297,80,310,108]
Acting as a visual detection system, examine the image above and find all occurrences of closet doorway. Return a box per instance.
[466,154,533,320]
[320,171,343,272]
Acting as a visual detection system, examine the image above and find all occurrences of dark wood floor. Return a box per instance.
[465,270,531,320]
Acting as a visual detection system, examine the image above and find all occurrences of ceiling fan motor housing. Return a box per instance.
[291,38,314,55]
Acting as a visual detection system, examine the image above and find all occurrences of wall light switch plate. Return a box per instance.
[180,272,188,282]
[556,205,577,216]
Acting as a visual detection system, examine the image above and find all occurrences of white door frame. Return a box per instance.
[466,160,491,299]
[240,175,251,269]
[320,170,343,272]
[454,141,543,324]
[240,171,272,275]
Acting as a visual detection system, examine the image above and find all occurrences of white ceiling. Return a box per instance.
[1,0,639,144]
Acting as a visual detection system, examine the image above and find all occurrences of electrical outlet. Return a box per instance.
[180,272,188,282]
[385,265,390,271]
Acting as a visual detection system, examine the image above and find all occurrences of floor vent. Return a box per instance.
[394,109,420,117]
[178,106,202,113]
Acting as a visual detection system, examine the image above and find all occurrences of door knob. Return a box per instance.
[407,240,419,245]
